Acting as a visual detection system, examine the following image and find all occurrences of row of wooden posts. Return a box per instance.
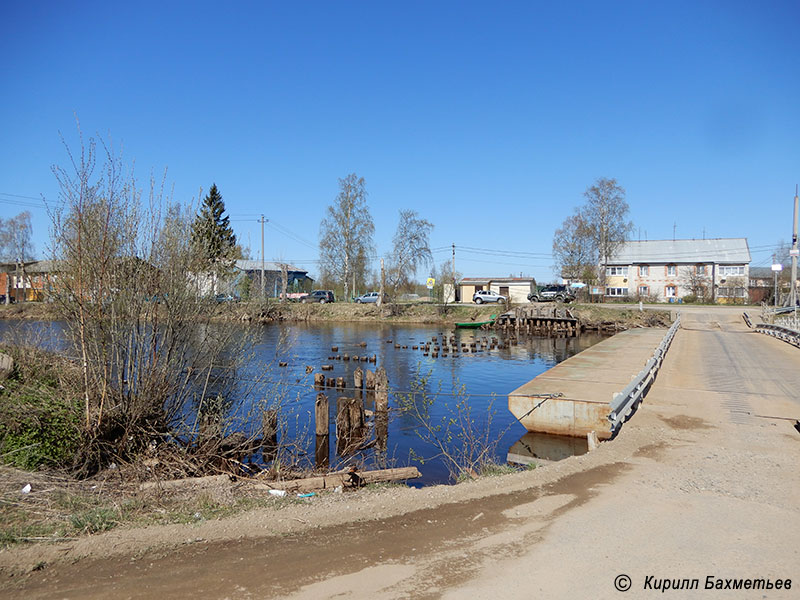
[311,367,389,466]
[496,316,579,337]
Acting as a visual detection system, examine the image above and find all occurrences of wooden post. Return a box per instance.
[326,377,335,387]
[354,367,363,389]
[315,393,329,436]
[314,373,325,387]
[375,367,389,450]
[349,396,365,440]
[336,376,346,389]
[336,397,351,454]
[315,434,330,468]
[365,369,375,390]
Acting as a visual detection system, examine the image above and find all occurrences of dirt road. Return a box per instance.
[3,309,799,599]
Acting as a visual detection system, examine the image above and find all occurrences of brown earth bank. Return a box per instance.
[0,300,672,330]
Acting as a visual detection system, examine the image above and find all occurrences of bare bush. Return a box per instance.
[48,130,254,475]
[398,372,506,481]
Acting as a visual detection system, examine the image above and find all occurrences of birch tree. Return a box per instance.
[584,178,633,285]
[552,208,596,283]
[0,212,35,303]
[319,173,374,300]
[387,210,434,293]
[552,178,633,287]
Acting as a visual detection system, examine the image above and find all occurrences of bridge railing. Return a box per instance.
[755,323,800,348]
[608,312,681,434]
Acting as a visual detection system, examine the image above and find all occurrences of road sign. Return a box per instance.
[772,264,783,271]
[426,278,435,289]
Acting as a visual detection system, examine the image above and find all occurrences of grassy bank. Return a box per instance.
[0,301,672,330]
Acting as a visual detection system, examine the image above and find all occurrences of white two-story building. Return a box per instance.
[602,238,751,303]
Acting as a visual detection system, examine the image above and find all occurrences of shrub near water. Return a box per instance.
[0,346,83,470]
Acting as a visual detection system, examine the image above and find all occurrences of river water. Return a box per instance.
[0,320,605,485]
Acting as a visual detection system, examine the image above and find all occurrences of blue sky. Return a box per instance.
[1,1,798,281]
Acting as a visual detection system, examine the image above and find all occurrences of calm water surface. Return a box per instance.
[0,320,605,485]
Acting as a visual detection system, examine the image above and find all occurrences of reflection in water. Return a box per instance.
[507,431,589,465]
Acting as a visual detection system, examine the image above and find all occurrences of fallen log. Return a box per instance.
[252,466,421,494]
[139,474,232,493]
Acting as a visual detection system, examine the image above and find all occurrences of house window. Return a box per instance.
[719,265,745,276]
[638,285,649,296]
[605,287,628,297]
[666,265,676,277]
[718,287,729,298]
[639,265,649,277]
[606,266,628,276]
[665,285,677,298]
[696,264,706,276]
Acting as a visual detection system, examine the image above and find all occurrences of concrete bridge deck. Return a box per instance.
[508,327,668,439]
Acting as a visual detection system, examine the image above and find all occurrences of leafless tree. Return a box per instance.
[387,210,434,294]
[552,178,633,291]
[0,212,35,303]
[318,174,375,301]
[552,208,596,283]
[49,129,252,474]
[681,268,711,302]
[583,178,634,285]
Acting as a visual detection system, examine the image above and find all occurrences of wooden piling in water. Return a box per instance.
[315,434,329,468]
[315,393,329,437]
[335,397,351,454]
[314,373,325,387]
[375,368,389,451]
[365,369,375,390]
[354,367,363,389]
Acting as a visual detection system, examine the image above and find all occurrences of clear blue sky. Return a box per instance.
[1,0,798,281]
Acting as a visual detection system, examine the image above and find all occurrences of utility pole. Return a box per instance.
[791,186,799,308]
[451,243,456,303]
[260,215,266,299]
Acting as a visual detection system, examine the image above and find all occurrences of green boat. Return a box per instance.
[455,314,496,329]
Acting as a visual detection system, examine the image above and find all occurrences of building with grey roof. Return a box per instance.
[602,238,751,303]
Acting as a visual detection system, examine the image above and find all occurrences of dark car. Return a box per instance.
[302,290,335,304]
[528,284,575,303]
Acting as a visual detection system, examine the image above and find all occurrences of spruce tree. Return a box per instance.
[191,184,237,270]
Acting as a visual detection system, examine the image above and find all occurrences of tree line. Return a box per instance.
[318,173,435,300]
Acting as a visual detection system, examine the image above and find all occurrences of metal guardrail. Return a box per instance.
[608,312,681,434]
[755,323,800,348]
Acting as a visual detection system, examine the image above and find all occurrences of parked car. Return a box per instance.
[301,290,335,303]
[214,294,238,303]
[528,284,575,303]
[473,290,506,304]
[354,291,385,303]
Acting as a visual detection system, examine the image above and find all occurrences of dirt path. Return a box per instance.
[3,309,798,599]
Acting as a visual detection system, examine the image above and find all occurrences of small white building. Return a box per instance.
[603,238,751,303]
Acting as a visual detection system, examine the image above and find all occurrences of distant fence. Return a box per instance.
[608,312,681,434]
[755,323,800,349]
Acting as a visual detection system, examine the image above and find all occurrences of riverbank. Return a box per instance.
[0,300,672,330]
